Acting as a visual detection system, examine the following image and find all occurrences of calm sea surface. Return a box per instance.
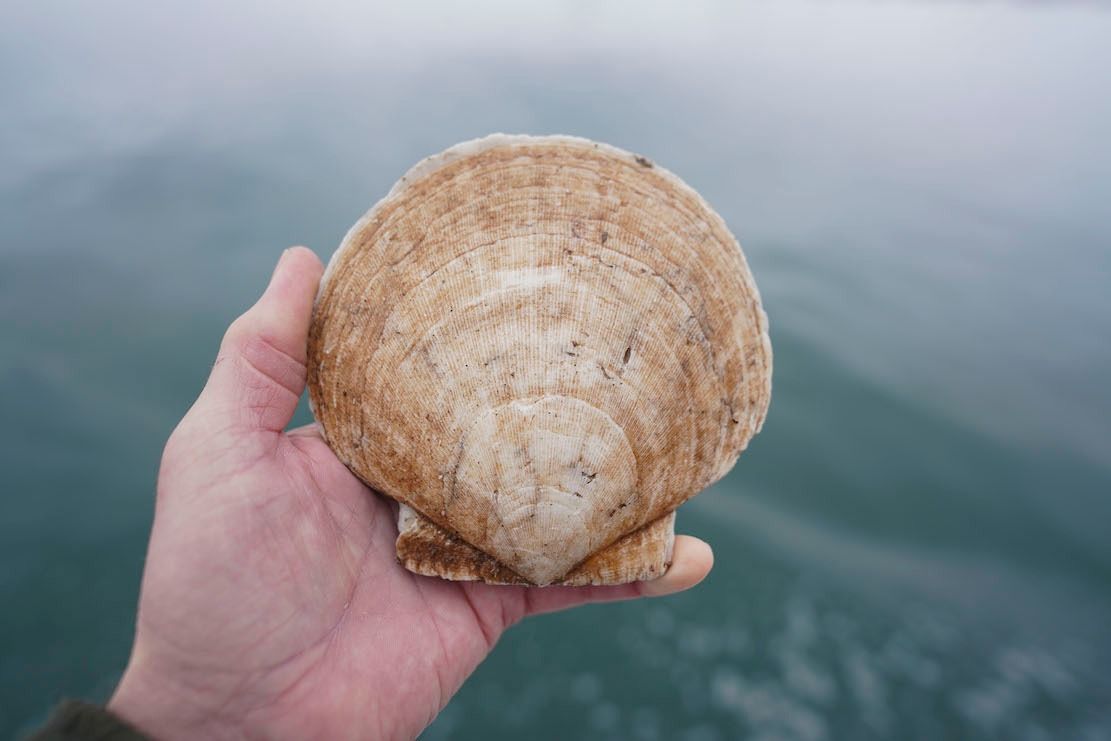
[3,3,1110,738]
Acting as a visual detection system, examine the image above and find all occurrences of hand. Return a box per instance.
[108,247,714,740]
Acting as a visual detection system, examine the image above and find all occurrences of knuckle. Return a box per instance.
[238,335,306,398]
[221,314,256,353]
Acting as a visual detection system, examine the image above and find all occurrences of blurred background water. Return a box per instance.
[3,1,1111,738]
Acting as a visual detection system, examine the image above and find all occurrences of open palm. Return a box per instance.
[108,247,713,740]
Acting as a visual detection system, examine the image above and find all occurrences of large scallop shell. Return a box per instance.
[307,134,771,586]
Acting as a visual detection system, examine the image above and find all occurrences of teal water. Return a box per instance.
[3,3,1111,738]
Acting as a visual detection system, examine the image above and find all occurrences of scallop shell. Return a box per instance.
[307,134,771,586]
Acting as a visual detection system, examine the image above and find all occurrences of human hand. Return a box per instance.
[108,247,714,740]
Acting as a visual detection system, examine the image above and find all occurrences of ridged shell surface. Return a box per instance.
[307,134,771,586]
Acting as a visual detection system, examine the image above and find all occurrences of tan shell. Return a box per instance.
[307,134,771,586]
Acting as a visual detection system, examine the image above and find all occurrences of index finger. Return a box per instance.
[517,535,714,617]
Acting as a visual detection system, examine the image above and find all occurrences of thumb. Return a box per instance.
[194,247,324,435]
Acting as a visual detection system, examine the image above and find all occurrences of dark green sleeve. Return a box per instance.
[25,701,149,741]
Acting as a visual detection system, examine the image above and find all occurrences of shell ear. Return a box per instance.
[397,505,675,587]
[396,504,527,584]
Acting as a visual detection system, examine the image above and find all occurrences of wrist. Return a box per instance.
[109,657,242,741]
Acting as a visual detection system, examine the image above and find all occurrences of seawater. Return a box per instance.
[2,3,1110,738]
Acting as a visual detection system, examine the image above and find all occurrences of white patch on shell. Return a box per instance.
[495,266,563,291]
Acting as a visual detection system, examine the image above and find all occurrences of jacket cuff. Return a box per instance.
[26,700,149,741]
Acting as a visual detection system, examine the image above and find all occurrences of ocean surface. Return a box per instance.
[3,3,1110,738]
